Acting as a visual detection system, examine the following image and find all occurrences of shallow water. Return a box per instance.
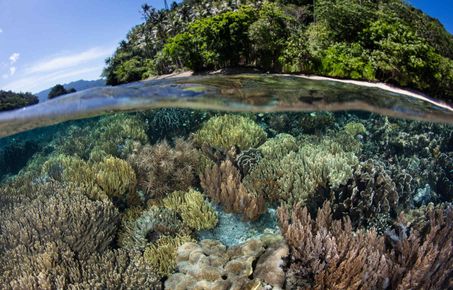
[0,75,451,289]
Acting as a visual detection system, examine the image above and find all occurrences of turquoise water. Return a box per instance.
[0,75,451,289]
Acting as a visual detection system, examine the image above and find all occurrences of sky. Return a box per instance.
[0,0,451,94]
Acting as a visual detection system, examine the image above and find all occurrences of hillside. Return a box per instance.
[36,79,106,102]
[0,90,38,112]
[103,0,453,103]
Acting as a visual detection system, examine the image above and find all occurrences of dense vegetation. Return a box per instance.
[103,0,453,102]
[48,84,77,99]
[0,90,39,112]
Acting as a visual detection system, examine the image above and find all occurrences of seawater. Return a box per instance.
[0,74,451,289]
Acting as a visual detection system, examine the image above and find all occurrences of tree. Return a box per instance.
[0,90,38,112]
[48,84,76,99]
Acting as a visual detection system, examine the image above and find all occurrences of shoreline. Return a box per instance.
[147,69,453,111]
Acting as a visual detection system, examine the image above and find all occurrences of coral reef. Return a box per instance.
[200,160,266,221]
[117,206,184,250]
[142,108,210,142]
[234,148,262,176]
[331,159,399,231]
[343,121,367,136]
[165,234,287,290]
[0,191,119,260]
[264,112,335,135]
[278,201,453,289]
[0,242,162,289]
[243,134,358,206]
[143,234,195,277]
[193,114,267,150]
[128,138,201,199]
[163,188,218,231]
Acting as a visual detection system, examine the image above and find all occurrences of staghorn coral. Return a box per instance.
[278,202,393,289]
[163,188,218,231]
[165,234,287,290]
[200,160,266,221]
[0,191,119,260]
[193,114,267,151]
[128,138,201,199]
[0,241,162,290]
[331,159,400,231]
[143,234,195,277]
[117,206,185,250]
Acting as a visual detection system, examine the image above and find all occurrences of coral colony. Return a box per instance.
[0,110,451,289]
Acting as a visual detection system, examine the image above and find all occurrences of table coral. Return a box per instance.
[193,114,267,150]
[165,234,287,290]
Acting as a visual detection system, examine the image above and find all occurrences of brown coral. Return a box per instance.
[0,241,162,290]
[278,202,453,290]
[200,160,266,221]
[0,190,119,260]
[331,159,400,231]
[128,138,201,199]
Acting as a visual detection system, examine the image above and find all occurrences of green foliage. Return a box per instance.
[249,1,289,70]
[163,6,257,71]
[0,90,38,112]
[320,43,375,80]
[48,84,76,99]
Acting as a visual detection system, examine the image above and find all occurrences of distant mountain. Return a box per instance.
[36,79,106,102]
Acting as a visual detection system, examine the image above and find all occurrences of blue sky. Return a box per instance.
[0,0,451,93]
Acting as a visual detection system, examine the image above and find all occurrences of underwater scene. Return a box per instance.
[0,75,452,290]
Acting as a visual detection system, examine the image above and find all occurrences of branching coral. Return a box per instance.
[278,201,453,290]
[0,241,162,290]
[200,160,266,221]
[143,234,195,277]
[0,191,119,260]
[193,114,267,150]
[128,138,201,199]
[344,121,367,136]
[165,234,287,290]
[278,202,393,289]
[163,188,218,231]
[331,159,399,231]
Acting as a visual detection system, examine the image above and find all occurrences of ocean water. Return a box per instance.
[0,74,451,289]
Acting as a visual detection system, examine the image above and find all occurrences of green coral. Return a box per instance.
[42,154,139,204]
[143,234,194,277]
[193,114,267,150]
[344,121,367,136]
[243,133,358,205]
[163,188,218,231]
[94,156,137,199]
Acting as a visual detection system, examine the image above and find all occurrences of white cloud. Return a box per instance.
[1,65,104,93]
[0,46,114,92]
[25,47,112,74]
[9,52,20,64]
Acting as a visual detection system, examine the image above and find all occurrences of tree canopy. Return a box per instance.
[0,90,39,112]
[103,0,453,102]
[48,84,77,99]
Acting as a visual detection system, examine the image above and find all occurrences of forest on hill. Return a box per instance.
[103,0,453,102]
